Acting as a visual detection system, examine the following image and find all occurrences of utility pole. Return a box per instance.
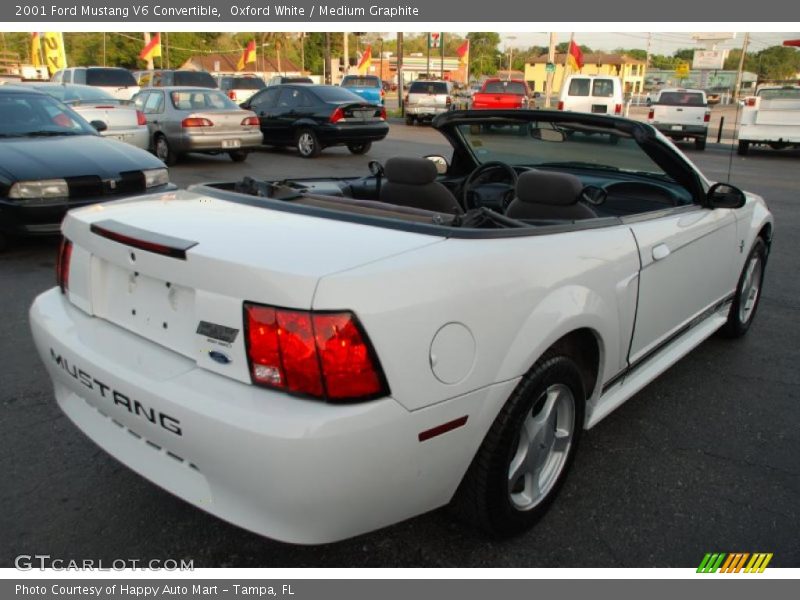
[324,32,331,84]
[343,32,348,79]
[545,32,556,107]
[734,32,750,100]
[397,32,404,115]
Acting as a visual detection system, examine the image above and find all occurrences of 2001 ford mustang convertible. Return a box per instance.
[30,110,772,544]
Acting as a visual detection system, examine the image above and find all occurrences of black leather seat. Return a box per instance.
[378,157,463,215]
[505,171,597,221]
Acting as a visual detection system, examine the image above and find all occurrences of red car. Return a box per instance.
[471,78,531,110]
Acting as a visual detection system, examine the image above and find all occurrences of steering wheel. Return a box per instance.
[462,161,519,211]
[579,184,608,207]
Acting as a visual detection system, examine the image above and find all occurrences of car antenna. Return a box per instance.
[725,94,744,183]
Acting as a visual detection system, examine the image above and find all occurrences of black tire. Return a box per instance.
[695,137,707,151]
[405,115,415,126]
[347,141,372,155]
[0,231,8,253]
[295,128,321,158]
[228,150,248,162]
[153,134,177,166]
[721,238,767,338]
[737,140,749,156]
[451,355,585,537]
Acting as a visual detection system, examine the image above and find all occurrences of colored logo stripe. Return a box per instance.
[697,553,773,573]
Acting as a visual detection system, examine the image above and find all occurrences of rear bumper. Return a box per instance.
[29,288,513,543]
[315,122,389,146]
[0,184,174,237]
[406,105,449,117]
[172,130,263,153]
[102,127,149,151]
[739,124,800,144]
[652,123,708,138]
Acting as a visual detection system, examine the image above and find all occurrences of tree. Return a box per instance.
[467,32,501,77]
[754,45,800,81]
[555,42,592,54]
[612,47,647,61]
[673,48,696,61]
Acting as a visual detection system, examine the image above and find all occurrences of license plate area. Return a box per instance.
[221,139,241,149]
[92,259,196,357]
[591,104,608,113]
[671,125,683,130]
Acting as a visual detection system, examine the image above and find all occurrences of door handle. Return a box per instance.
[652,244,671,261]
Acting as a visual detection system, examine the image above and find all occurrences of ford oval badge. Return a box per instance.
[209,350,231,365]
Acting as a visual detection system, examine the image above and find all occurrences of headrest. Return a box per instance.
[516,170,583,206]
[384,157,438,185]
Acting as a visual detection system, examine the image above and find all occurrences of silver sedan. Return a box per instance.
[17,82,149,150]
[133,86,263,164]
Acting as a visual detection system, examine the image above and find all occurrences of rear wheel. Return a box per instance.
[452,355,584,536]
[695,137,707,151]
[228,150,248,162]
[296,129,321,158]
[737,140,750,156]
[154,134,177,166]
[721,238,767,338]
[347,141,372,155]
[405,115,415,126]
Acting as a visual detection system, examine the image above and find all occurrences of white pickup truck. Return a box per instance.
[647,88,710,150]
[737,85,800,155]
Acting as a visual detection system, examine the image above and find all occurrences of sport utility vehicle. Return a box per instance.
[51,67,139,100]
[404,80,453,125]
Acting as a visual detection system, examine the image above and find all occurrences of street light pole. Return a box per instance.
[545,32,556,107]
[506,35,517,80]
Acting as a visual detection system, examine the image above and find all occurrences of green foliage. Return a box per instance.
[467,32,502,77]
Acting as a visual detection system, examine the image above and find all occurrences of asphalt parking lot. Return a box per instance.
[2,122,798,568]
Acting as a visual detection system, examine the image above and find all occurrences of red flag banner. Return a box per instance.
[139,33,161,61]
[568,40,584,70]
[457,40,470,65]
[237,40,256,71]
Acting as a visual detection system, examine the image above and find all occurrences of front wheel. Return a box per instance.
[153,134,177,166]
[695,137,707,151]
[721,238,767,338]
[347,141,372,155]
[452,355,584,536]
[296,129,321,158]
[405,115,415,126]
[737,140,750,156]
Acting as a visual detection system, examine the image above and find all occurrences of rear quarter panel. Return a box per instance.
[313,224,641,414]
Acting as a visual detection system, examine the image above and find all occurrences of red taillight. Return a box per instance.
[746,97,757,107]
[648,108,654,120]
[56,238,72,293]
[181,117,214,128]
[227,90,237,101]
[704,111,711,123]
[330,107,345,123]
[614,103,622,115]
[446,96,452,106]
[557,100,564,110]
[379,107,387,120]
[136,110,146,126]
[244,303,388,402]
[241,116,259,126]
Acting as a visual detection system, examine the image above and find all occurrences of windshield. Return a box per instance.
[43,85,120,104]
[86,69,137,87]
[456,119,671,180]
[173,71,218,88]
[482,81,526,95]
[221,77,265,90]
[0,93,96,137]
[169,90,239,110]
[757,87,800,100]
[410,81,449,94]
[657,91,706,106]
[342,76,380,88]
[312,86,365,102]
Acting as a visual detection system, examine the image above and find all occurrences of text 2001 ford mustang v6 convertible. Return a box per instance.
[30,110,772,544]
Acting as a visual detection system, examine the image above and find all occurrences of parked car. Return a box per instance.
[0,86,170,251]
[133,86,262,164]
[133,69,218,89]
[30,108,772,543]
[241,84,388,158]
[404,79,454,125]
[18,82,149,150]
[558,75,624,115]
[51,67,140,101]
[471,78,531,110]
[340,74,385,105]
[737,85,800,155]
[647,88,710,150]
[215,75,266,104]
[266,75,313,86]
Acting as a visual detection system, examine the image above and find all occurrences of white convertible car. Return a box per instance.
[30,110,772,544]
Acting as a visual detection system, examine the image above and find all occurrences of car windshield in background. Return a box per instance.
[169,90,239,110]
[173,72,218,87]
[342,76,381,87]
[409,81,449,94]
[85,69,137,87]
[312,86,365,102]
[222,77,265,90]
[657,92,706,106]
[483,81,526,95]
[0,93,95,137]
[26,85,121,104]
[456,119,670,180]
[757,87,800,100]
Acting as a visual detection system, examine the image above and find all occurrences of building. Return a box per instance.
[645,69,758,92]
[179,53,302,78]
[524,53,647,95]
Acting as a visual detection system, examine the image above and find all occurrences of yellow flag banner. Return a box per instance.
[43,32,67,75]
[31,33,43,69]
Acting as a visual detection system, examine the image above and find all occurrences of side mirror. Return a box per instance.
[239,102,249,109]
[533,92,541,99]
[530,127,565,142]
[424,155,449,175]
[368,160,385,177]
[90,120,108,133]
[707,182,746,209]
